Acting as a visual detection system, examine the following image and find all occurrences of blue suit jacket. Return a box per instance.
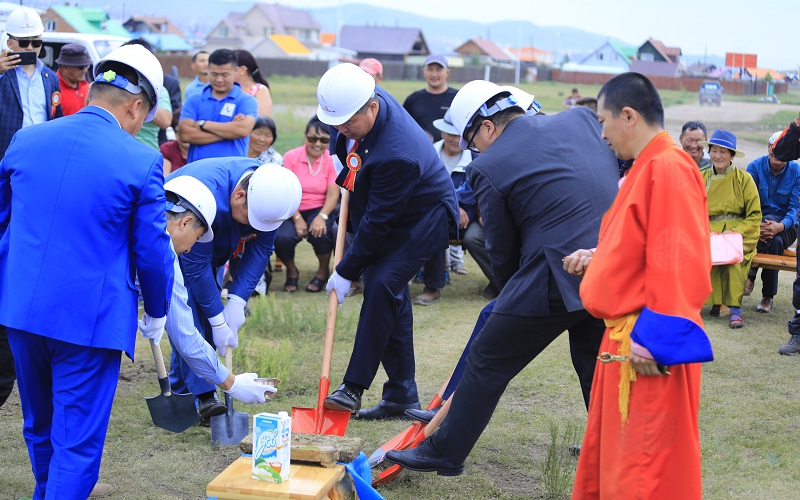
[0,106,173,357]
[168,157,276,321]
[0,64,63,159]
[467,107,619,316]
[332,87,459,279]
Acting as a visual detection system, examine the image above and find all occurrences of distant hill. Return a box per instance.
[49,0,728,65]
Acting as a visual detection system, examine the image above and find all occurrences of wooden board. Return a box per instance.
[207,457,345,500]
[751,253,796,272]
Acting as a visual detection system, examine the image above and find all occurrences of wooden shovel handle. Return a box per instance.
[424,395,452,438]
[225,345,233,371]
[321,189,349,382]
[150,339,171,396]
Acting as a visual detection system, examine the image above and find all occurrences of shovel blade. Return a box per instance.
[291,406,350,436]
[145,393,199,433]
[210,393,250,445]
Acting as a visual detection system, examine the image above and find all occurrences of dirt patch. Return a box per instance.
[116,357,156,397]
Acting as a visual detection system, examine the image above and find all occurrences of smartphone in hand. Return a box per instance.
[10,51,37,66]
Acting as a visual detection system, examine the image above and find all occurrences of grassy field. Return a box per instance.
[3,242,800,499]
[3,79,800,498]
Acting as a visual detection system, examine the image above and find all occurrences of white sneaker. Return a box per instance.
[254,276,267,296]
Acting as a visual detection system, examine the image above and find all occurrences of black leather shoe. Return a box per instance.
[324,384,362,413]
[197,394,226,420]
[385,438,464,476]
[357,400,420,420]
[404,406,441,424]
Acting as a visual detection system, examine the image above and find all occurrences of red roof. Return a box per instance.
[455,38,510,60]
[645,37,681,63]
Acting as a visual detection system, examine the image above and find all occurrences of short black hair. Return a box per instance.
[598,72,664,128]
[253,115,278,142]
[122,37,154,54]
[305,116,328,136]
[89,60,152,111]
[681,121,707,137]
[209,49,238,68]
[192,50,209,62]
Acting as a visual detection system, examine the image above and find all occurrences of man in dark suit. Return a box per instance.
[386,81,619,475]
[316,63,459,420]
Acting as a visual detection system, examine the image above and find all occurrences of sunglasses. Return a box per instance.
[306,135,330,144]
[10,38,43,49]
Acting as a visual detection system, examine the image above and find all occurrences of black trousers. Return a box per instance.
[0,326,14,406]
[748,218,798,298]
[430,301,604,463]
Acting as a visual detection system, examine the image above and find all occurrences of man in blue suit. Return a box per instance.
[166,160,301,422]
[317,63,459,420]
[0,7,63,159]
[0,45,173,499]
[386,81,618,475]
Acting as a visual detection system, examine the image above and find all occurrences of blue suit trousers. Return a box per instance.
[8,329,121,500]
[344,255,428,404]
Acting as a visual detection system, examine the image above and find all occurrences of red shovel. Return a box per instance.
[291,189,352,436]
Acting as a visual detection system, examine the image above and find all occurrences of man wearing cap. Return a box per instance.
[680,121,712,170]
[414,109,477,306]
[139,176,278,407]
[385,80,616,474]
[166,159,301,423]
[0,7,63,159]
[0,44,173,498]
[744,132,800,315]
[567,72,713,500]
[317,63,459,420]
[180,49,258,162]
[55,44,91,116]
[358,58,384,84]
[403,54,458,143]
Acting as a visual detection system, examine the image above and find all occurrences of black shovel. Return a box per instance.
[210,346,250,445]
[145,339,199,433]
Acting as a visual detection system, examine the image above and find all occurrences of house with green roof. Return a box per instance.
[41,5,130,37]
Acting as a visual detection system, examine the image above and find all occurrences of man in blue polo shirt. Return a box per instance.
[179,49,257,162]
[745,131,800,315]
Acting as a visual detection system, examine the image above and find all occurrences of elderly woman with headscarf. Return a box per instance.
[701,129,761,328]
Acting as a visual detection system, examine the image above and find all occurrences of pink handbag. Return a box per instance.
[710,232,744,265]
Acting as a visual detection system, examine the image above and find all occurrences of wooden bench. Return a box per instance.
[207,458,349,500]
[751,248,797,273]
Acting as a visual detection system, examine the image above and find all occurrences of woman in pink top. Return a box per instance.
[274,116,339,292]
[235,49,272,116]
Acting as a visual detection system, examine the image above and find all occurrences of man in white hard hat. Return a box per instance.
[165,159,301,424]
[0,44,173,498]
[317,62,459,420]
[138,176,277,408]
[386,81,618,475]
[0,7,63,159]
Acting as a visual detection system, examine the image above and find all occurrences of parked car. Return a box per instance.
[699,80,723,106]
[39,32,129,71]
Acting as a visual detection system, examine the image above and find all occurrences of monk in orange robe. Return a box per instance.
[565,73,713,500]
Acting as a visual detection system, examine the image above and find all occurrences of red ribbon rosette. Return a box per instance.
[51,91,62,117]
[343,151,362,192]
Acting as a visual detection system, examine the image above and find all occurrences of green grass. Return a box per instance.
[4,242,800,498]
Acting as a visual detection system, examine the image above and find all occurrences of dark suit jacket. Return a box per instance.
[467,107,619,316]
[0,64,63,158]
[332,87,459,280]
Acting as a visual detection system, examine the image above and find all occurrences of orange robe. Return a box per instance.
[572,132,712,500]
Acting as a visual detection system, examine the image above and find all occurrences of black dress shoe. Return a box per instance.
[385,438,464,476]
[197,394,226,420]
[404,406,441,424]
[357,400,420,420]
[324,384,362,413]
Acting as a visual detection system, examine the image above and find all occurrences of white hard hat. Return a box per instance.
[246,164,302,232]
[498,86,540,115]
[93,45,164,122]
[165,176,218,243]
[450,80,524,150]
[317,63,376,126]
[6,7,44,38]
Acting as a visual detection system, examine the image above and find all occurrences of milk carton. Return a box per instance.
[252,411,291,483]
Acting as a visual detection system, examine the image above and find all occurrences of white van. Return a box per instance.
[40,32,129,69]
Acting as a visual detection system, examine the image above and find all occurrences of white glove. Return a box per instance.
[224,372,277,404]
[326,271,351,305]
[138,314,167,345]
[211,322,238,357]
[223,294,247,333]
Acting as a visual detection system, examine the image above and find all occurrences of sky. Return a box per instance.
[279,0,799,69]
